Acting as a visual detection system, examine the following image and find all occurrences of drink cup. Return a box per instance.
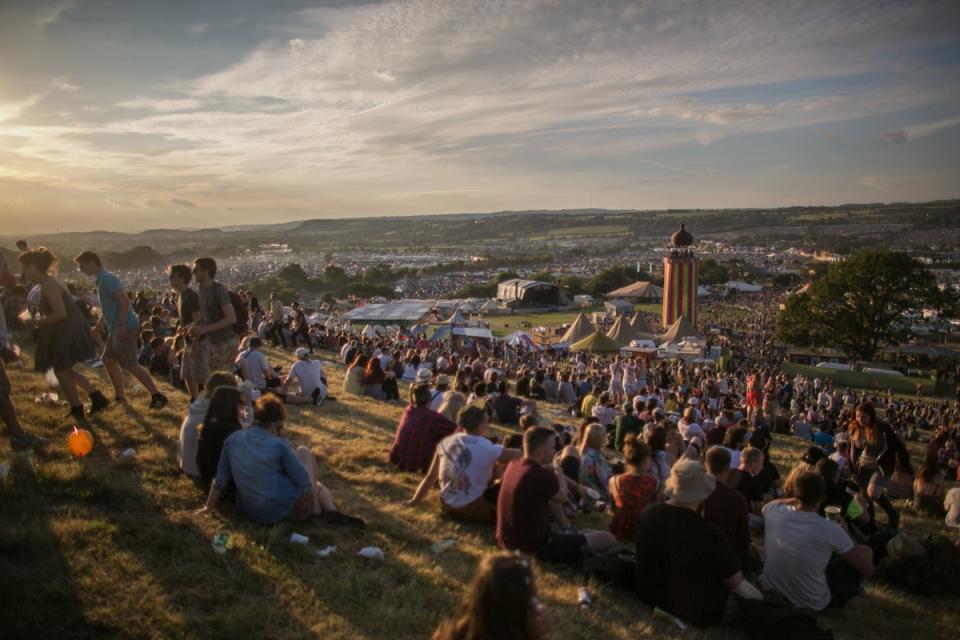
[119,448,136,462]
[290,533,309,545]
[824,505,842,522]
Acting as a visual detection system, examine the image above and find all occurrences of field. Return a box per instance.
[780,362,946,398]
[1,344,959,640]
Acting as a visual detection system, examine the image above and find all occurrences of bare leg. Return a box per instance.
[102,357,126,399]
[0,392,26,439]
[582,530,617,553]
[295,446,318,485]
[184,378,200,399]
[126,364,160,395]
[54,368,81,407]
[71,370,96,395]
[295,446,335,513]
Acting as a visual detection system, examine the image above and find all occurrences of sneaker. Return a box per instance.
[66,405,87,422]
[149,393,168,410]
[11,432,47,452]
[323,511,366,529]
[86,358,104,368]
[89,391,110,415]
[311,388,323,406]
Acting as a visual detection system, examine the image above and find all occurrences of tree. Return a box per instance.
[776,250,952,361]
[698,259,730,285]
[495,271,520,283]
[585,266,633,296]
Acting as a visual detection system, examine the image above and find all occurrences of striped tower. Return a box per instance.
[661,223,698,328]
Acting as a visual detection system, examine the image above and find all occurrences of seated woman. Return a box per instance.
[431,552,545,640]
[608,434,657,542]
[408,406,521,523]
[199,396,364,527]
[179,371,242,479]
[195,386,243,489]
[342,353,367,396]
[437,391,467,424]
[362,356,386,400]
[913,463,946,518]
[579,423,613,500]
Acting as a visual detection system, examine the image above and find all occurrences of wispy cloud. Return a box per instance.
[882,114,960,143]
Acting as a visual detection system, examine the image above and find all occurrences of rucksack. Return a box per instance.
[886,533,959,596]
[226,289,249,336]
[738,598,834,640]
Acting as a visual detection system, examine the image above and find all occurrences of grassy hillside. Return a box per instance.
[1,344,958,639]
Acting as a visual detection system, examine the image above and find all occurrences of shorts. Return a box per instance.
[537,531,588,565]
[289,491,314,522]
[0,358,10,397]
[181,340,210,385]
[102,332,138,370]
[441,486,499,524]
[207,338,238,374]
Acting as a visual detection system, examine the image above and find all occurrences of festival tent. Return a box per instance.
[605,281,664,301]
[606,315,640,345]
[444,307,467,325]
[604,299,634,316]
[306,312,328,325]
[659,316,702,345]
[559,312,595,344]
[502,331,542,351]
[361,324,377,338]
[480,300,500,312]
[570,331,622,353]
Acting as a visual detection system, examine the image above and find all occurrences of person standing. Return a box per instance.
[75,252,168,409]
[268,292,287,348]
[188,257,238,374]
[167,264,207,402]
[849,402,913,530]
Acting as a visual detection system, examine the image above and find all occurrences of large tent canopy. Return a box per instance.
[659,316,702,344]
[605,281,664,300]
[570,331,622,353]
[560,312,595,344]
[342,300,435,324]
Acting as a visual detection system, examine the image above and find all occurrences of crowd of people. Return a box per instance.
[2,244,960,638]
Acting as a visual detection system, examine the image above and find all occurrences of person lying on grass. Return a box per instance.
[198,395,364,528]
[408,405,521,524]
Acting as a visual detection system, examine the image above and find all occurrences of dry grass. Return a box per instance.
[1,343,958,640]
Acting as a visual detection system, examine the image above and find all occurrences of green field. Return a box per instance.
[780,362,948,397]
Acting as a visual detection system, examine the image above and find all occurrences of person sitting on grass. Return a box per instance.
[608,434,657,542]
[579,422,612,500]
[282,348,328,406]
[343,353,366,396]
[199,395,364,527]
[431,552,546,640]
[195,386,243,489]
[702,445,757,577]
[408,406,521,523]
[178,371,245,479]
[235,337,280,394]
[389,384,457,473]
[496,426,616,565]
[633,459,757,627]
[760,471,875,611]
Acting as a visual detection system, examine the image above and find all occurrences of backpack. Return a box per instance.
[226,288,249,336]
[738,598,834,640]
[886,533,959,596]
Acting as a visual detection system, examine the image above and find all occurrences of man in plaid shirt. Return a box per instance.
[389,384,456,473]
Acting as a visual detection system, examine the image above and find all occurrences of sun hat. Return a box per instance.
[436,374,450,386]
[295,347,310,359]
[664,459,716,504]
[415,368,432,384]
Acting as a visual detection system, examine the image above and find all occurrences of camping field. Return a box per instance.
[1,345,958,640]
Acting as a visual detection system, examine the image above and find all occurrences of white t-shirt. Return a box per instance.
[437,433,504,509]
[945,487,960,528]
[429,388,446,412]
[679,420,705,442]
[760,502,854,611]
[288,359,327,398]
[238,350,270,390]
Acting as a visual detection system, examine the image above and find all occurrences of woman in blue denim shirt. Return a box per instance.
[199,396,364,527]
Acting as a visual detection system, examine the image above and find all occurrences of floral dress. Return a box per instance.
[609,473,658,541]
[580,448,612,499]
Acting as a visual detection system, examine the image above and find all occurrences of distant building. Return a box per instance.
[496,279,560,308]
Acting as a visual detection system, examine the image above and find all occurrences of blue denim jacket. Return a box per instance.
[214,426,311,523]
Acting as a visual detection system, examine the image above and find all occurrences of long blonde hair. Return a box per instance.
[578,423,606,455]
[438,391,467,423]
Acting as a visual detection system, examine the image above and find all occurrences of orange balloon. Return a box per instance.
[66,427,94,458]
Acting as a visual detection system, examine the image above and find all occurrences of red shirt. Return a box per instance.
[388,405,456,473]
[702,481,750,551]
[496,459,559,554]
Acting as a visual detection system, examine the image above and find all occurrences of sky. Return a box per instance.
[1,0,959,234]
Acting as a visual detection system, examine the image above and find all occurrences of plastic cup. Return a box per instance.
[824,505,842,522]
[290,533,309,545]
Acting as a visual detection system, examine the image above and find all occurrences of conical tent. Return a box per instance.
[445,306,466,325]
[606,315,640,345]
[559,312,594,344]
[570,331,622,353]
[659,316,702,344]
